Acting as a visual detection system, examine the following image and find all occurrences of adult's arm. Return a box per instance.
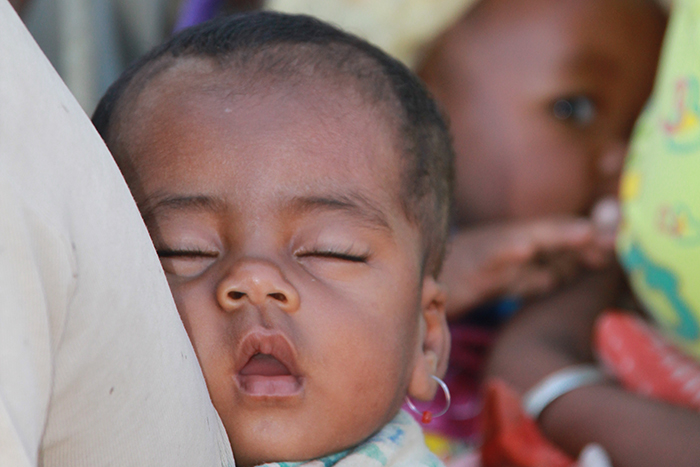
[486,268,700,467]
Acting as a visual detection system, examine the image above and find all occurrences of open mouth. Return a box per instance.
[240,353,292,377]
[235,332,303,397]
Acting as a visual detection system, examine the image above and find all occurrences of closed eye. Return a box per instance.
[157,248,219,258]
[295,248,370,263]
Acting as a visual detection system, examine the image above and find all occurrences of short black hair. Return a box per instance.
[93,11,454,277]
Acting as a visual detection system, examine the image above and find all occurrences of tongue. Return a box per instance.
[239,354,291,376]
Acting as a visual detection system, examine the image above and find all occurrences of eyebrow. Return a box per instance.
[286,193,393,232]
[140,194,228,222]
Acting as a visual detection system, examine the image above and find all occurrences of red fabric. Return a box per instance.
[594,310,700,409]
[480,379,575,467]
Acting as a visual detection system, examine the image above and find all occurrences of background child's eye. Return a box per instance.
[552,96,597,127]
[156,248,219,277]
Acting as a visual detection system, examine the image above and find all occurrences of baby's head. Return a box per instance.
[93,12,453,466]
[420,0,666,225]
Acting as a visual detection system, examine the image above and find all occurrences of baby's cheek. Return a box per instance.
[331,330,410,428]
[323,307,409,382]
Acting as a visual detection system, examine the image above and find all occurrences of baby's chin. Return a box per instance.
[225,404,401,467]
[229,430,353,467]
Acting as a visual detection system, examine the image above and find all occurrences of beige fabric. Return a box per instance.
[266,0,478,68]
[0,3,234,466]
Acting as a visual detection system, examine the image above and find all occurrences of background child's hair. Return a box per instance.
[93,11,454,277]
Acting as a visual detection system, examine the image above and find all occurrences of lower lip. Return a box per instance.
[236,375,303,397]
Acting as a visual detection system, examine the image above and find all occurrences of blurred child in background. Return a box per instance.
[419,0,665,318]
[419,0,666,462]
[486,0,700,465]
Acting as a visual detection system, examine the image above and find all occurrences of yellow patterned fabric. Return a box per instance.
[618,0,700,359]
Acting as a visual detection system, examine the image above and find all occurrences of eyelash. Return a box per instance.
[295,247,370,263]
[156,248,219,258]
[156,247,370,263]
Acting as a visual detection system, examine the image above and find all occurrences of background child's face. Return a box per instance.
[420,0,665,225]
[118,64,446,466]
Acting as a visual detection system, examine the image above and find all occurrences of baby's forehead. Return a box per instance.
[118,57,407,198]
[128,41,400,109]
[118,54,402,148]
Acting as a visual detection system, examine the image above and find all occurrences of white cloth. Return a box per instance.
[0,3,234,466]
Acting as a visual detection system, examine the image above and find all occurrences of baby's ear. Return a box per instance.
[407,276,450,402]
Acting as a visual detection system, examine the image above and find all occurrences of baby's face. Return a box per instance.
[118,64,446,466]
[420,0,665,225]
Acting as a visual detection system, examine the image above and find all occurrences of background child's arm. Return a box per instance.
[442,217,614,319]
[486,268,700,467]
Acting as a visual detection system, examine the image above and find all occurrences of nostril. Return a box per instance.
[269,292,287,303]
[229,291,246,300]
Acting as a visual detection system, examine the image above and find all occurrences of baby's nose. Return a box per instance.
[216,259,300,313]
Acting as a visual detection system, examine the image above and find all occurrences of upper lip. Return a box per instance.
[234,329,300,376]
